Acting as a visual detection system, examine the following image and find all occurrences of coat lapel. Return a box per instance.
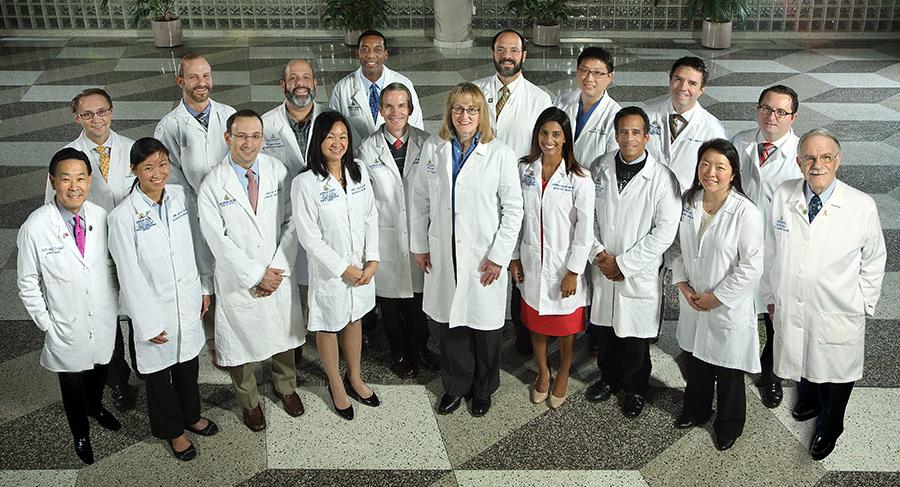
[221,163,262,235]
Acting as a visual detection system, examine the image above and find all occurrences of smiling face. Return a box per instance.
[380,88,411,135]
[321,121,349,164]
[73,93,112,143]
[50,158,92,214]
[668,66,705,113]
[576,58,613,102]
[615,114,650,162]
[538,121,565,159]
[225,116,263,168]
[133,151,170,196]
[178,57,213,105]
[697,148,734,196]
[450,95,481,142]
[281,60,316,108]
[757,91,796,142]
[492,32,526,79]
[357,35,388,81]
[798,134,841,195]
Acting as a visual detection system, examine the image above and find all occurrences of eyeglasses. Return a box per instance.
[75,108,112,120]
[493,47,522,55]
[799,153,838,165]
[757,105,795,120]
[451,105,480,116]
[228,132,263,142]
[577,68,610,79]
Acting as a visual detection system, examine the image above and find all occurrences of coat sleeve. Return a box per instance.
[588,158,607,262]
[269,167,299,276]
[15,224,52,332]
[409,141,433,254]
[291,176,349,279]
[617,169,680,277]
[487,147,524,267]
[712,204,764,308]
[669,206,688,285]
[197,179,268,290]
[859,201,887,316]
[329,83,343,114]
[759,187,782,306]
[107,212,166,342]
[566,174,595,274]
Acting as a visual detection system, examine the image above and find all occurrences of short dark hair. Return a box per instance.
[613,106,651,133]
[683,138,747,203]
[302,111,362,184]
[226,109,264,134]
[71,88,112,114]
[357,30,387,50]
[577,46,614,73]
[380,82,415,115]
[130,137,170,168]
[758,84,799,114]
[491,29,526,52]
[49,147,91,176]
[669,56,709,87]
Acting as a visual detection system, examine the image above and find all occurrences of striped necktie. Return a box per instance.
[758,142,776,166]
[496,85,510,117]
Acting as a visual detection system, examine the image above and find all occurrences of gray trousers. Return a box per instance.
[439,323,503,399]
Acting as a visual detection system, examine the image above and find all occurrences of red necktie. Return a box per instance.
[758,142,775,166]
[246,168,258,213]
[393,138,403,150]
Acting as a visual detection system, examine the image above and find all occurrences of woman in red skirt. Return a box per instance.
[509,107,594,408]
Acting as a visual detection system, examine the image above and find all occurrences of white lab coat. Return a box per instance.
[762,179,886,383]
[644,98,727,194]
[329,67,424,150]
[410,136,524,330]
[554,90,621,168]
[44,130,137,213]
[473,74,552,159]
[291,164,379,332]
[588,151,681,337]
[16,202,118,372]
[669,189,763,373]
[260,101,329,286]
[513,159,594,315]
[197,153,306,367]
[107,185,209,374]
[357,125,429,298]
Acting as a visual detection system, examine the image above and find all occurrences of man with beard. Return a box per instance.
[473,29,552,355]
[331,30,423,151]
[155,54,236,367]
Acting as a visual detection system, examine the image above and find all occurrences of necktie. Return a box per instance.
[73,215,85,256]
[808,194,822,223]
[669,114,686,142]
[369,84,380,123]
[246,168,258,213]
[195,111,209,129]
[496,85,510,117]
[392,138,403,150]
[758,142,776,166]
[95,145,110,182]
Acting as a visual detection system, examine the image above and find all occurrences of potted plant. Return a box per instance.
[102,0,182,48]
[506,0,576,47]
[323,0,390,46]
[679,0,751,48]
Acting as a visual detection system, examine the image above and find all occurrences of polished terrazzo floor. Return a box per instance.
[0,35,899,486]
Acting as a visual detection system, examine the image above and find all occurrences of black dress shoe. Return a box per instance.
[186,418,219,436]
[621,393,645,418]
[437,394,463,414]
[169,439,197,461]
[674,413,709,429]
[390,356,417,379]
[585,380,615,402]
[109,384,136,412]
[74,435,94,465]
[417,349,441,371]
[344,374,380,407]
[328,385,354,420]
[760,381,783,409]
[471,397,492,417]
[809,434,837,461]
[716,436,737,451]
[89,407,122,431]
[792,401,820,421]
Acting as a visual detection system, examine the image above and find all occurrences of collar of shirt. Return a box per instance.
[229,155,260,194]
[451,133,480,171]
[493,74,524,98]
[356,68,387,93]
[136,184,167,218]
[668,101,698,124]
[383,125,409,146]
[617,149,648,165]
[804,178,837,207]
[55,198,85,236]
[183,99,211,119]
[756,128,792,148]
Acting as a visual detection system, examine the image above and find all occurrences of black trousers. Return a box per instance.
[145,357,202,440]
[377,293,430,362]
[106,319,134,387]
[439,323,503,399]
[798,377,855,439]
[683,352,746,440]
[595,325,652,395]
[510,286,529,343]
[361,308,378,336]
[58,364,108,437]
[760,313,778,384]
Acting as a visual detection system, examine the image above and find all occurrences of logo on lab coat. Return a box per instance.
[135,214,157,232]
[649,123,661,136]
[522,168,537,188]
[263,134,285,150]
[218,195,237,208]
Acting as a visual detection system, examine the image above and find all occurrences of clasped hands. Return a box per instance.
[341,261,378,286]
[595,250,624,281]
[677,282,722,311]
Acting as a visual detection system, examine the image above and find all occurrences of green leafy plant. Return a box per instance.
[323,0,389,32]
[666,0,751,23]
[101,0,178,27]
[506,0,576,26]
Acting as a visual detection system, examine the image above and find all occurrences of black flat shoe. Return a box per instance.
[760,381,783,409]
[185,418,219,436]
[169,440,197,461]
[74,435,94,465]
[390,356,417,379]
[344,374,380,407]
[792,401,820,422]
[622,393,645,418]
[471,397,492,417]
[716,436,737,451]
[89,407,122,431]
[109,384,136,412]
[809,434,837,461]
[328,385,354,420]
[437,394,463,415]
[585,380,615,403]
[674,413,709,429]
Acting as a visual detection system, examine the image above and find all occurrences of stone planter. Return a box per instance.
[701,19,732,49]
[532,22,561,47]
[434,0,474,48]
[151,18,182,48]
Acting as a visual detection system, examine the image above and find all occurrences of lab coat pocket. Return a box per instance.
[816,311,864,345]
[619,270,657,300]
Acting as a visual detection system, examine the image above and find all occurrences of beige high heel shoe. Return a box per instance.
[530,377,551,404]
[549,378,567,409]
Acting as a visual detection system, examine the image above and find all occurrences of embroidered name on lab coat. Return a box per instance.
[367,160,386,170]
[550,182,574,193]
[350,183,368,196]
[41,245,64,256]
[774,217,789,232]
[681,207,694,221]
[264,189,279,199]
[172,209,188,221]
[586,128,607,135]
[219,195,237,208]
[424,159,437,175]
[594,181,606,194]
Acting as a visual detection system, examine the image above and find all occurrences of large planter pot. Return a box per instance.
[151,18,182,48]
[434,0,474,48]
[532,22,561,47]
[344,30,361,46]
[701,19,732,49]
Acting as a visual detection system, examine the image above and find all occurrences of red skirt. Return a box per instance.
[521,299,585,337]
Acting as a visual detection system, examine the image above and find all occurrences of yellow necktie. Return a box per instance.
[95,145,110,181]
[496,85,510,117]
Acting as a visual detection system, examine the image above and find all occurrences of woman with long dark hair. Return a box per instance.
[508,107,593,409]
[669,138,764,451]
[292,111,380,420]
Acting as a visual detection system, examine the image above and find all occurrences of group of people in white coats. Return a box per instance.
[15,27,886,466]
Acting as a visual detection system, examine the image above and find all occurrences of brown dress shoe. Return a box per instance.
[275,390,305,417]
[242,404,266,432]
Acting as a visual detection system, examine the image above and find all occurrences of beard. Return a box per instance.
[285,85,315,108]
[493,57,523,78]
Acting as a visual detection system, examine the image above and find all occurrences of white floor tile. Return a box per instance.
[454,469,648,487]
